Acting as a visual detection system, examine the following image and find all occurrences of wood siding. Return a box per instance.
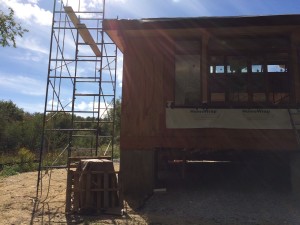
[119,30,300,152]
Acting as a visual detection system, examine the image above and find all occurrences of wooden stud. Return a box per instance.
[202,34,210,103]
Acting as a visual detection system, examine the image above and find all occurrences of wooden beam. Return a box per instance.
[201,34,209,103]
[291,32,300,103]
[64,6,101,57]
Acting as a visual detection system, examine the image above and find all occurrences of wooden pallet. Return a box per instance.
[66,158,123,214]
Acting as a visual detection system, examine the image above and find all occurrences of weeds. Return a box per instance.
[0,148,37,177]
[0,145,121,177]
[0,164,20,177]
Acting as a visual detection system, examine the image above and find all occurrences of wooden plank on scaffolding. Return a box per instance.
[64,6,102,57]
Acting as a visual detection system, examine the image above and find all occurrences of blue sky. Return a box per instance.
[0,0,300,113]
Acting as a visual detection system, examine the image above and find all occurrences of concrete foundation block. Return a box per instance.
[120,149,155,198]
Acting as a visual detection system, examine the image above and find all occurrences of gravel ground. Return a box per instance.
[139,162,300,225]
[140,185,300,225]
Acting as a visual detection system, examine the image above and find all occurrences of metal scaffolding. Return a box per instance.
[36,0,118,196]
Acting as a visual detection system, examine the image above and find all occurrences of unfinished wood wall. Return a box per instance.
[120,34,299,152]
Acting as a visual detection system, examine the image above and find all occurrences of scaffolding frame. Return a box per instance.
[36,0,118,204]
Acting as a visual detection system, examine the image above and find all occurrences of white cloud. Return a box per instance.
[63,0,97,11]
[13,51,45,62]
[74,100,112,118]
[27,0,39,4]
[47,99,59,108]
[109,0,127,3]
[46,98,74,112]
[0,73,45,96]
[76,101,89,111]
[17,36,49,55]
[19,102,45,113]
[1,0,52,26]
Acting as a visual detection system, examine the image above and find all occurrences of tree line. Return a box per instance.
[0,99,121,157]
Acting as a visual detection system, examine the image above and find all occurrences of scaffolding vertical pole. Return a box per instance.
[36,0,57,197]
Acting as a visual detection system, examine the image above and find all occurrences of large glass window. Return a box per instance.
[174,41,201,107]
[175,55,201,106]
[227,56,248,74]
[209,56,226,103]
[227,56,248,102]
[266,53,289,104]
[208,52,290,106]
[173,37,291,107]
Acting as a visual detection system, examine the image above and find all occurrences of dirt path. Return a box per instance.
[0,166,300,225]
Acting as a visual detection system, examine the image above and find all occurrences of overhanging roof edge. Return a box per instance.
[104,14,300,31]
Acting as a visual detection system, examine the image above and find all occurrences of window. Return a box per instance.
[252,65,263,73]
[208,51,290,106]
[266,53,289,104]
[209,55,249,104]
[209,56,226,103]
[267,64,287,72]
[174,41,201,107]
[251,57,266,103]
[227,56,247,74]
[175,55,201,106]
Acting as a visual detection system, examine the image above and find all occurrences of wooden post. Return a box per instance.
[202,34,210,104]
[291,33,300,103]
[65,170,72,213]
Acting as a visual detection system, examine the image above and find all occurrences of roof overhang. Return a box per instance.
[103,14,300,53]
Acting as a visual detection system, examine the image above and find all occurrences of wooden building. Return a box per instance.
[104,15,300,196]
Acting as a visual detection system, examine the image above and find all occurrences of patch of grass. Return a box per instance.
[0,164,20,177]
[42,151,68,167]
[0,148,38,177]
[0,144,121,178]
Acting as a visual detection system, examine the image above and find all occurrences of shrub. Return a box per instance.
[0,164,20,177]
[17,147,36,172]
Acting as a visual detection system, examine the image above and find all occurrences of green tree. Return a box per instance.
[0,100,25,152]
[21,113,43,152]
[105,98,121,144]
[0,7,28,47]
[0,100,24,122]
